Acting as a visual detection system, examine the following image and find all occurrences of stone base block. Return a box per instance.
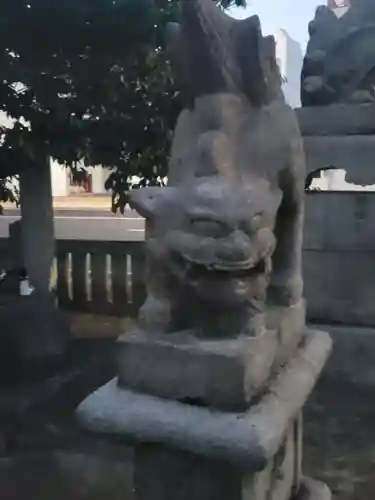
[78,329,332,466]
[118,301,305,411]
[134,418,301,500]
[78,329,332,500]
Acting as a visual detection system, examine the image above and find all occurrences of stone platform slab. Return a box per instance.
[77,329,332,467]
[117,301,306,411]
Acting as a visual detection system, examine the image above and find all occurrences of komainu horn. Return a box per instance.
[129,0,306,338]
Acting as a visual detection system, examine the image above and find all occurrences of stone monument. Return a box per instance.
[301,0,375,107]
[77,1,332,499]
[299,0,375,188]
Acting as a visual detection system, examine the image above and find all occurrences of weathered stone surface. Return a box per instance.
[129,0,306,339]
[313,324,375,388]
[297,104,375,137]
[77,329,332,466]
[268,299,306,362]
[133,420,301,500]
[118,331,277,412]
[117,301,305,411]
[302,1,375,106]
[77,1,331,498]
[303,135,375,185]
[302,191,375,325]
[304,250,375,326]
[304,192,375,252]
[303,192,375,326]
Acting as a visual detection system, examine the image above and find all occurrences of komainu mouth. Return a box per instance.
[129,0,306,338]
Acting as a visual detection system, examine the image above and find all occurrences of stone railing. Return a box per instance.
[55,240,146,317]
[1,190,375,324]
[0,238,146,318]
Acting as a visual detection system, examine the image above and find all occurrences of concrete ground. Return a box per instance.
[305,377,375,500]
[1,317,375,500]
[1,377,374,500]
[68,313,136,339]
[58,317,375,500]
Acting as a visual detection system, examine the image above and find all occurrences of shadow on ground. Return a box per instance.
[0,368,374,499]
[304,377,375,500]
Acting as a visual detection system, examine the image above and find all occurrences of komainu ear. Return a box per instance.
[128,187,179,221]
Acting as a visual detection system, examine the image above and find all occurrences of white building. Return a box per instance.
[2,27,305,199]
[0,110,108,197]
[274,29,303,109]
[50,160,108,197]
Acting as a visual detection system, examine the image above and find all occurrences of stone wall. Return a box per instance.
[304,191,375,326]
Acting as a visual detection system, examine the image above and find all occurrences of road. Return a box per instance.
[0,208,145,241]
[3,208,133,218]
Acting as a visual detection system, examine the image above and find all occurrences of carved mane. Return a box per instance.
[166,0,283,108]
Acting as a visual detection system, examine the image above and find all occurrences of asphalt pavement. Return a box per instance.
[3,208,132,218]
[0,208,145,241]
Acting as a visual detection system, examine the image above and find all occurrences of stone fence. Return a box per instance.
[1,191,375,325]
[304,191,375,326]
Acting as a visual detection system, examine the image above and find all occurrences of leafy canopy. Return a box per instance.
[0,0,246,211]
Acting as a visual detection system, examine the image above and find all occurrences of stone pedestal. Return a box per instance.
[117,301,305,411]
[297,104,375,187]
[77,329,332,500]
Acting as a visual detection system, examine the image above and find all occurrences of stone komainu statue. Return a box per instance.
[302,0,375,106]
[129,0,306,338]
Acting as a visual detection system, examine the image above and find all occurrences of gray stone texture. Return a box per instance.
[315,324,375,388]
[297,103,375,137]
[301,1,375,106]
[77,330,332,466]
[129,0,306,339]
[133,420,301,500]
[19,157,55,297]
[78,2,332,499]
[304,192,375,326]
[303,135,375,185]
[117,301,305,411]
[298,103,375,191]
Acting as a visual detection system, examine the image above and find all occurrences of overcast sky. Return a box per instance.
[230,0,324,49]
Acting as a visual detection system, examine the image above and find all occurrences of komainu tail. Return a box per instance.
[166,0,283,108]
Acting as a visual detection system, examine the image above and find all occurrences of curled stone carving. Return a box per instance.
[129,0,306,339]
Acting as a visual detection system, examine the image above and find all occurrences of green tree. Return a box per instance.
[0,0,246,212]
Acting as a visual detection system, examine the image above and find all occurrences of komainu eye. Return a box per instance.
[190,219,225,237]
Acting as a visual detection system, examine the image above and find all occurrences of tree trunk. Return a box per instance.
[19,156,55,297]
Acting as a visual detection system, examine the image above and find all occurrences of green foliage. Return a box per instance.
[0,177,19,214]
[0,0,246,212]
